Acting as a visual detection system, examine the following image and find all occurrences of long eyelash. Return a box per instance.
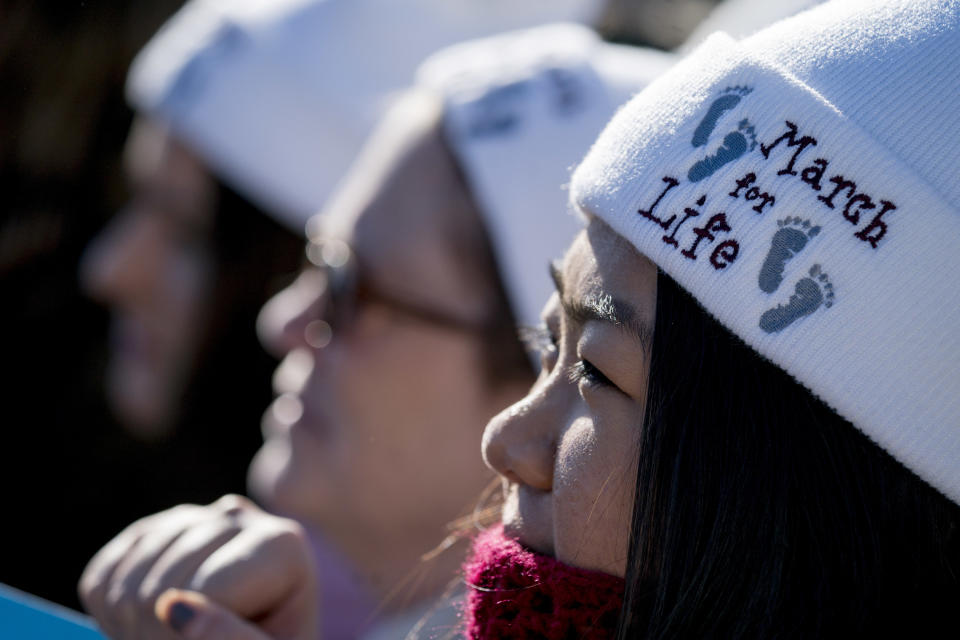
[518,324,557,357]
[568,359,613,387]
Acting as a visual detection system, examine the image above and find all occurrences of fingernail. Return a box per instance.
[168,601,196,633]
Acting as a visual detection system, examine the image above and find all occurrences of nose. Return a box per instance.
[79,209,153,304]
[256,268,328,358]
[481,378,562,492]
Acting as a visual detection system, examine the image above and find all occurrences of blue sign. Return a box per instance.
[0,583,105,639]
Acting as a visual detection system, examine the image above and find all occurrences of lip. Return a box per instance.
[501,482,555,557]
[271,348,314,396]
[264,347,327,437]
[261,394,297,439]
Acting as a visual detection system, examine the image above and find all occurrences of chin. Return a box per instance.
[247,438,327,526]
[248,439,295,508]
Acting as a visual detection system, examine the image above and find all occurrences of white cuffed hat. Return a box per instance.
[418,23,675,328]
[572,0,960,502]
[128,0,605,233]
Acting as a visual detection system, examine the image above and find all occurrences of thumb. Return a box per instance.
[155,588,272,640]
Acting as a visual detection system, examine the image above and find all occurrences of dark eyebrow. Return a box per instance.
[549,262,654,353]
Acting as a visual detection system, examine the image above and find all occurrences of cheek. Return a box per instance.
[551,408,640,577]
[339,316,488,432]
[317,320,493,507]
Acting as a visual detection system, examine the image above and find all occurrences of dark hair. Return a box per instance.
[615,272,960,638]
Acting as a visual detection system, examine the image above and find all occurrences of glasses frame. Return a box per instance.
[305,236,494,339]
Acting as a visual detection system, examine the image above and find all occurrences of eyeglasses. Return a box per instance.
[303,236,493,347]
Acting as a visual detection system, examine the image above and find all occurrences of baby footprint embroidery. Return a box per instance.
[758,217,821,293]
[759,264,835,333]
[687,86,757,183]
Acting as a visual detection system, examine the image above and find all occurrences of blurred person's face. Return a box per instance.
[249,91,530,599]
[81,117,216,440]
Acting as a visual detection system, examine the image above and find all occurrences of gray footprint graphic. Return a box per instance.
[691,86,751,147]
[687,87,756,183]
[688,119,757,182]
[758,217,821,294]
[759,264,834,333]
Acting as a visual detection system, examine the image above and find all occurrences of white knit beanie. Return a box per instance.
[571,0,960,503]
[418,24,675,328]
[127,0,604,233]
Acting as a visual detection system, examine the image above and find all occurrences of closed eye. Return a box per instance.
[568,359,615,389]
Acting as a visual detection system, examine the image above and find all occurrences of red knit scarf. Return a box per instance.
[463,525,625,639]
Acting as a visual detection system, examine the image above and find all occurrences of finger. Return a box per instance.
[142,494,253,599]
[138,514,243,607]
[79,525,147,638]
[189,519,315,635]
[132,517,244,640]
[80,509,169,613]
[210,493,258,520]
[79,504,203,638]
[247,571,318,640]
[100,506,209,637]
[148,494,265,599]
[156,589,272,640]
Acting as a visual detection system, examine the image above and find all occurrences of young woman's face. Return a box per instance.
[483,216,657,577]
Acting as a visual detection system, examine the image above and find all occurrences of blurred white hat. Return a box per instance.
[128,0,604,233]
[418,23,675,328]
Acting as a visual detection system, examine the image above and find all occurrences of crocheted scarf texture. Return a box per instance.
[463,525,625,639]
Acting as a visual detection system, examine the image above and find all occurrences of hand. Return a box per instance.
[78,494,318,639]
